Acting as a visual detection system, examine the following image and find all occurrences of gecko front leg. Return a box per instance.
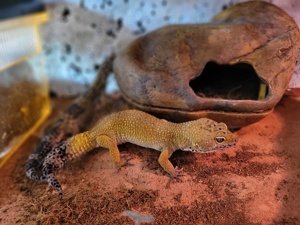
[158,147,183,177]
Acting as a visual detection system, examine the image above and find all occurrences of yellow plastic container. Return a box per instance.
[0,12,51,167]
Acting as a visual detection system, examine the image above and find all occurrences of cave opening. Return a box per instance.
[189,62,268,100]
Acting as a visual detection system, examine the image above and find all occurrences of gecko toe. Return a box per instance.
[173,166,184,178]
[120,154,135,166]
[114,154,135,174]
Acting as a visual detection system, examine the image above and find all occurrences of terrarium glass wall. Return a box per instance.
[0,12,51,166]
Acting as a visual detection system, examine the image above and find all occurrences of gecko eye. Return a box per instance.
[215,137,226,143]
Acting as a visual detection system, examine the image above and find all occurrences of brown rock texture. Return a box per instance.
[114,1,300,128]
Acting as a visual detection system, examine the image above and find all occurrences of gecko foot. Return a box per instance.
[166,167,184,188]
[171,166,184,178]
[120,153,135,166]
[115,154,135,174]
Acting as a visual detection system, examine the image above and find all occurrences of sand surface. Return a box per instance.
[0,91,300,225]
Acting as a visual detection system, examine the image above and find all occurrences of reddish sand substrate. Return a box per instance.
[0,91,299,225]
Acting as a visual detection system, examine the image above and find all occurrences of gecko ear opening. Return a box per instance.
[214,122,228,131]
[189,62,269,101]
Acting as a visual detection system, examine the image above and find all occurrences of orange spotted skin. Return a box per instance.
[42,110,237,198]
[26,55,236,199]
[68,110,237,173]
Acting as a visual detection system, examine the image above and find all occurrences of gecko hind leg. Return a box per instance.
[96,135,133,171]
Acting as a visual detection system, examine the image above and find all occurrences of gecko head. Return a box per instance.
[183,120,237,153]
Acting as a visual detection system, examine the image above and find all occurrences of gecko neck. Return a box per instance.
[170,122,194,150]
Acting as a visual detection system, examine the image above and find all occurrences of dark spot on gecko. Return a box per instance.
[124,0,129,3]
[61,8,70,22]
[91,23,97,29]
[35,141,53,158]
[106,30,116,38]
[162,0,167,6]
[151,10,156,16]
[25,159,40,179]
[222,4,228,10]
[25,125,65,180]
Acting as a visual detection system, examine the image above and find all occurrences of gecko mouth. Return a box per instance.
[189,142,236,153]
[209,142,236,152]
[209,141,236,152]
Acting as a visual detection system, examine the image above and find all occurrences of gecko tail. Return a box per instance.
[25,54,115,181]
[42,141,70,199]
[26,127,65,180]
[25,154,42,180]
[43,173,63,200]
